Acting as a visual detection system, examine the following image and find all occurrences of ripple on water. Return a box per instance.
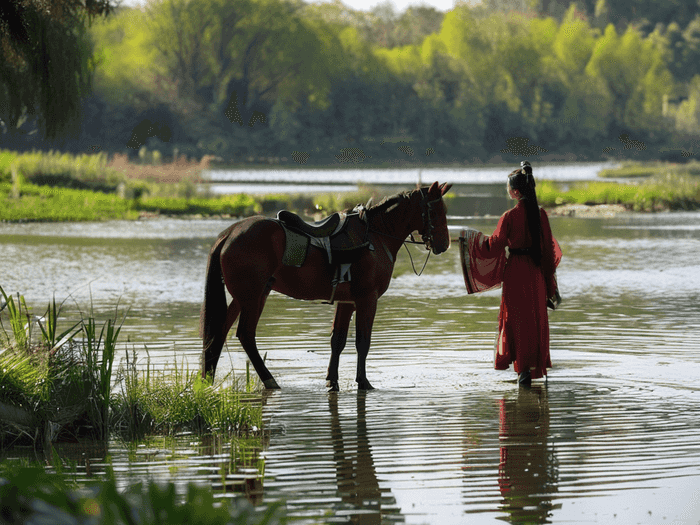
[259,376,700,524]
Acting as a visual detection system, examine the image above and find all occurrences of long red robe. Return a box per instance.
[460,201,562,379]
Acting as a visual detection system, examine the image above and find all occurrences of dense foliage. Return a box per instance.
[4,0,700,163]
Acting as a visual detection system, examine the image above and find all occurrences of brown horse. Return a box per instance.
[200,181,452,391]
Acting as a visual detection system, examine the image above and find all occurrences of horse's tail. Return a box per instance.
[200,233,228,353]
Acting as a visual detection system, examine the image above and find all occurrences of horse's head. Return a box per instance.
[420,182,452,255]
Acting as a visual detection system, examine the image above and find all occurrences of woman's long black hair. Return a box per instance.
[508,161,542,266]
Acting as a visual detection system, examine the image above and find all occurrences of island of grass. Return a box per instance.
[541,161,700,214]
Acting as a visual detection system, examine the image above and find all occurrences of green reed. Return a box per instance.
[111,351,262,440]
[0,287,31,350]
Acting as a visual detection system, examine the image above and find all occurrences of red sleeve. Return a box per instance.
[476,211,510,258]
[539,208,562,297]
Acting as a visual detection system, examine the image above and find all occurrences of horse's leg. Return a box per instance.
[236,277,280,389]
[354,294,378,390]
[326,302,355,392]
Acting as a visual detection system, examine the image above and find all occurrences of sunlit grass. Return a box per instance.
[537,173,700,211]
[599,161,700,178]
[111,349,262,440]
[1,289,263,450]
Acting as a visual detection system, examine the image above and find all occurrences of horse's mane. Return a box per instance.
[367,187,425,215]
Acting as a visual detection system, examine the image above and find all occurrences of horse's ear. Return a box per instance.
[429,181,439,195]
[440,183,452,195]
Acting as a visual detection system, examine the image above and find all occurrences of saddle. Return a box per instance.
[276,206,373,303]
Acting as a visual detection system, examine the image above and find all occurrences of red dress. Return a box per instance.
[460,201,562,379]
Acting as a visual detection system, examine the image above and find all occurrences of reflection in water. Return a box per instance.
[262,391,403,523]
[329,392,402,524]
[498,385,558,524]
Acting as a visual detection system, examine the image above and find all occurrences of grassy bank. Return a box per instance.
[0,287,263,449]
[0,149,378,221]
[598,160,700,178]
[537,172,700,211]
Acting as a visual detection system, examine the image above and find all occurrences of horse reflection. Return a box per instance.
[329,392,398,524]
[498,385,559,524]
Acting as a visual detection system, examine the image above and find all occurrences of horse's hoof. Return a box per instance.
[263,378,281,389]
[327,380,340,392]
[357,380,375,391]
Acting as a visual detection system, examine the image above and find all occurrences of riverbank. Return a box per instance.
[2,151,699,221]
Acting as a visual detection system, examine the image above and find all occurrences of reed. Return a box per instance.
[111,350,262,440]
[1,290,262,450]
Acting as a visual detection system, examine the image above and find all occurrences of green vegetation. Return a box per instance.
[112,350,262,440]
[0,149,382,221]
[0,288,263,450]
[0,464,286,525]
[598,160,700,178]
[538,173,700,211]
[6,1,700,164]
[1,287,272,520]
[0,286,121,446]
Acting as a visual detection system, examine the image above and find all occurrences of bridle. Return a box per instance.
[418,191,445,252]
[370,189,446,276]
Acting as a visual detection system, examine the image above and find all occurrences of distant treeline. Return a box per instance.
[4,0,700,165]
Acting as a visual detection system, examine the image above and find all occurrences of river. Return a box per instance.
[1,171,699,523]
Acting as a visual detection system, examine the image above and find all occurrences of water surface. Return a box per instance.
[1,210,699,524]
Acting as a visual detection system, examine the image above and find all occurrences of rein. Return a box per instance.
[367,190,442,276]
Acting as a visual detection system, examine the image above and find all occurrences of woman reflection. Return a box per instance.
[499,385,558,523]
[460,161,562,385]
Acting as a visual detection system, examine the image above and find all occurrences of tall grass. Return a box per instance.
[598,161,700,178]
[0,149,124,191]
[1,288,264,450]
[537,173,700,211]
[0,289,126,446]
[111,349,262,440]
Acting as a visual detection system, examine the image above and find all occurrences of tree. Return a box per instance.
[146,0,339,123]
[0,0,114,141]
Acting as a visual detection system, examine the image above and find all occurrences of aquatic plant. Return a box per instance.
[111,349,262,440]
[1,293,263,450]
[0,287,31,350]
[0,463,286,525]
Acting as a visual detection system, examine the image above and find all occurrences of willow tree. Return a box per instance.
[0,0,113,141]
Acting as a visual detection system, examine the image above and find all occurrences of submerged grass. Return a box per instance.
[537,172,700,211]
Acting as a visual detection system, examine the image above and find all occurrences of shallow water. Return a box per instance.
[1,210,700,524]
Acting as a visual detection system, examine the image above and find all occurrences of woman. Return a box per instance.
[460,161,562,385]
